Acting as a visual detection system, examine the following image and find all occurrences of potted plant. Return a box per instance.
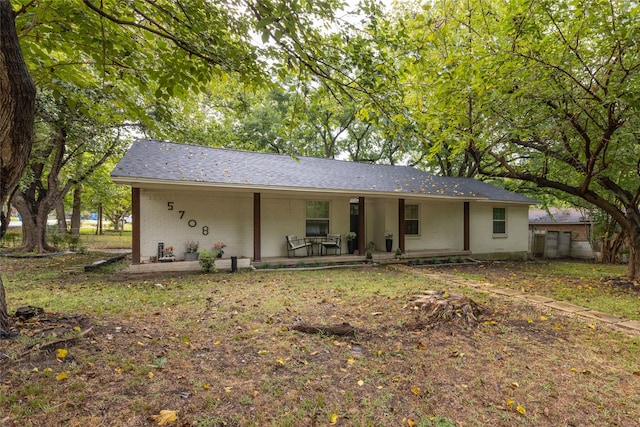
[384,232,393,252]
[213,241,227,258]
[184,240,199,261]
[346,232,357,254]
[159,245,175,262]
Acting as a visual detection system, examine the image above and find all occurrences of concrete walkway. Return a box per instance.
[414,268,640,336]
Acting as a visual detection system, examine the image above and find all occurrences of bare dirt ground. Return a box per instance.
[1,258,640,427]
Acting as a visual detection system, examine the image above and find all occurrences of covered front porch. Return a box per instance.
[124,249,472,273]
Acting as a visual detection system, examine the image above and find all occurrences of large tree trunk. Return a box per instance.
[627,233,640,282]
[0,0,38,333]
[600,233,625,264]
[56,199,68,234]
[0,1,36,210]
[112,213,121,231]
[0,276,9,333]
[70,184,82,236]
[12,191,58,253]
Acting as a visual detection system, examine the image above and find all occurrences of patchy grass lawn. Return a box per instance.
[78,230,131,250]
[1,222,131,252]
[448,260,640,321]
[1,255,639,427]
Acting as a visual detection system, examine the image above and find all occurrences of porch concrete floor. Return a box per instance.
[124,249,471,273]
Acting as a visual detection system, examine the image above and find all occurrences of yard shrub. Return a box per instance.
[198,249,217,272]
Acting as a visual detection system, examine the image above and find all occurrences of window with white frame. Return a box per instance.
[405,204,419,235]
[306,201,330,236]
[493,207,507,235]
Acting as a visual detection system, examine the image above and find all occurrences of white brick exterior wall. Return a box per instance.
[138,188,530,261]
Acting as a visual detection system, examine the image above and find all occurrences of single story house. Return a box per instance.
[111,140,536,264]
[529,207,594,259]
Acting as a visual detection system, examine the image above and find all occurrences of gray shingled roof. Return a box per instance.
[529,208,591,224]
[111,140,535,203]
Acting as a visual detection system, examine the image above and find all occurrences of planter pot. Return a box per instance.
[184,252,199,261]
[216,252,223,259]
[347,240,356,254]
[385,239,393,252]
[159,256,175,263]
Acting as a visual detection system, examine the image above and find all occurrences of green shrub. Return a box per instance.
[198,249,217,272]
[0,232,19,248]
[49,233,63,248]
[65,234,81,251]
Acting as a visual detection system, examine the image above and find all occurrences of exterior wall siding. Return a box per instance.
[140,189,253,261]
[469,204,529,258]
[261,193,352,257]
[528,224,595,259]
[414,201,464,251]
[137,188,530,261]
[139,189,356,260]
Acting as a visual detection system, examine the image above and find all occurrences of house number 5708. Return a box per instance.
[168,201,209,235]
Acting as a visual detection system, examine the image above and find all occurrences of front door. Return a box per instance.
[350,202,359,251]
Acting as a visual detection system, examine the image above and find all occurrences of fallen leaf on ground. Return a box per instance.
[506,398,514,410]
[151,410,178,425]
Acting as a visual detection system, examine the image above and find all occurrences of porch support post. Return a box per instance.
[358,197,365,255]
[464,201,470,251]
[132,187,140,264]
[253,193,261,261]
[398,198,405,253]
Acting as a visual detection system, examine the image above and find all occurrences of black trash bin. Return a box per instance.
[231,256,238,273]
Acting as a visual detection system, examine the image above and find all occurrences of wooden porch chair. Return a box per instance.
[320,233,342,255]
[286,235,311,257]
